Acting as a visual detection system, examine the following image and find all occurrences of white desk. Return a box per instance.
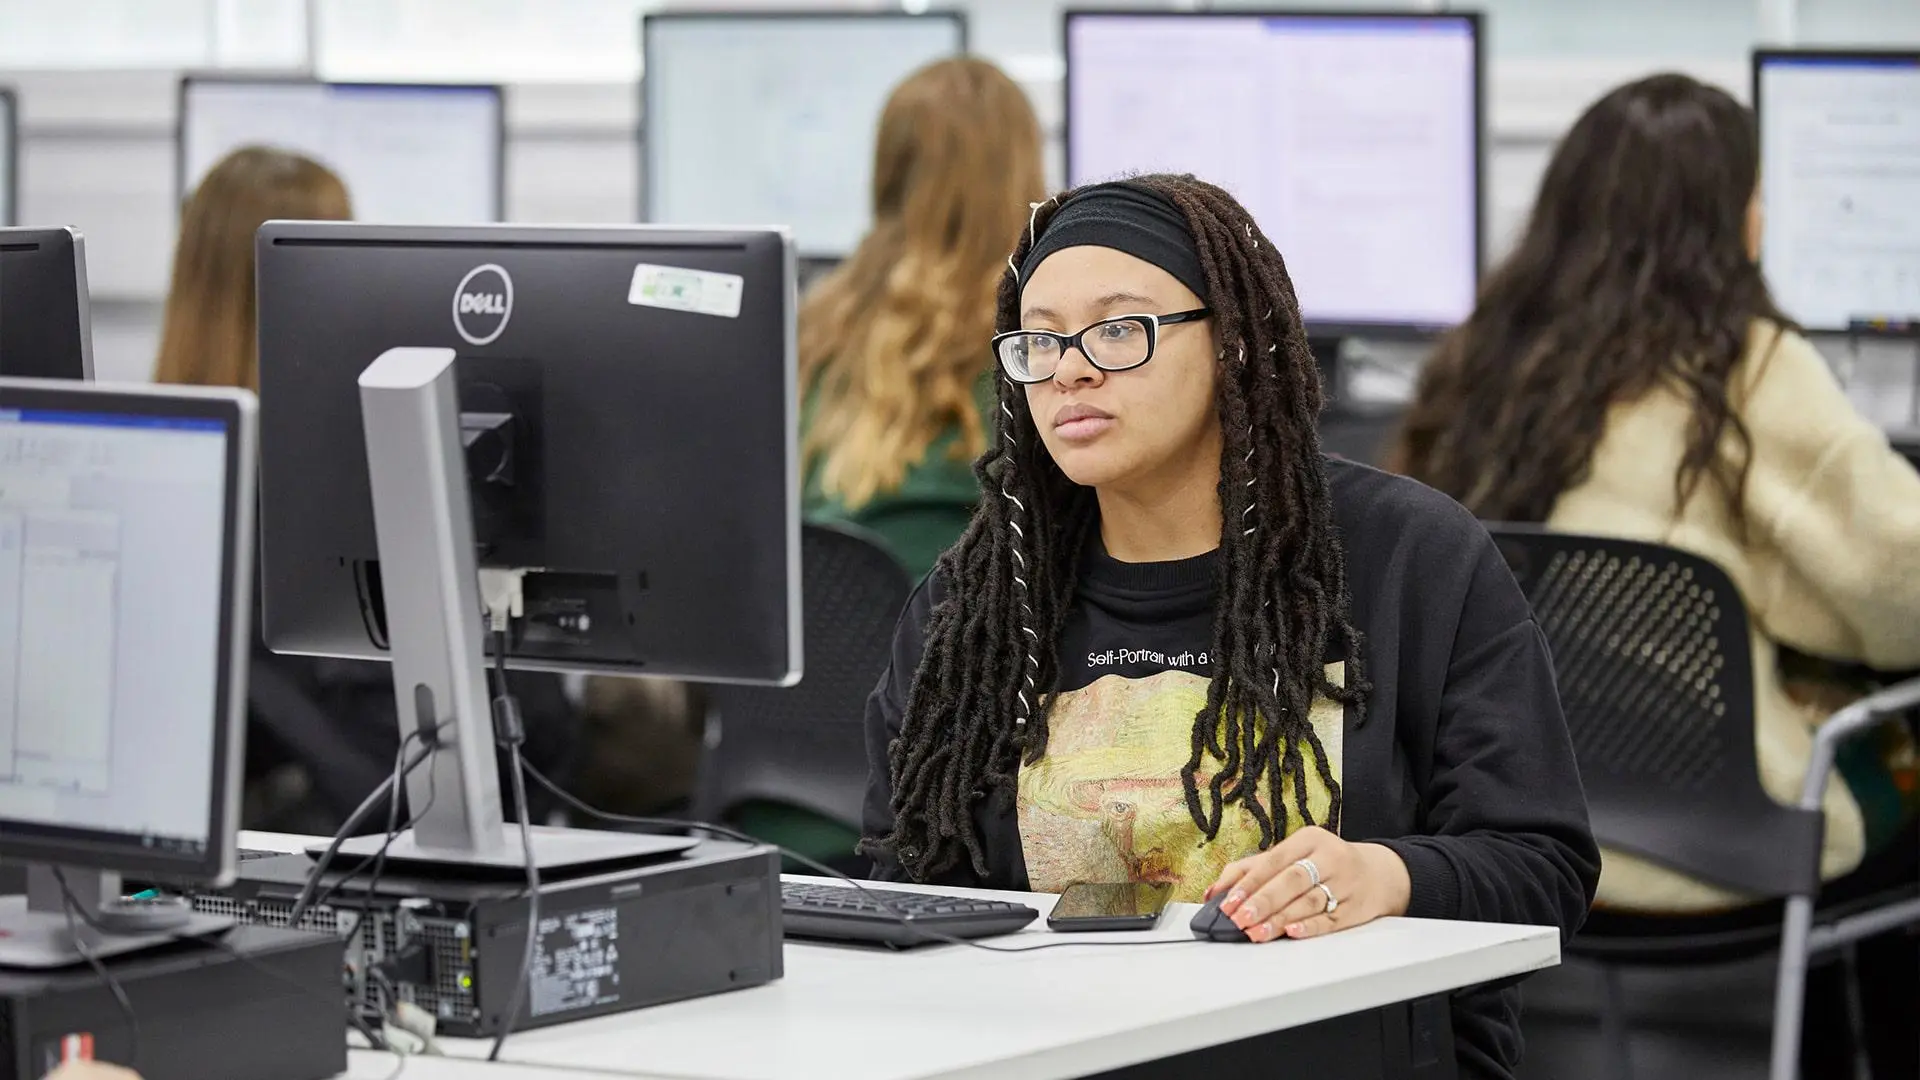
[341,1050,593,1079]
[241,833,1558,1080]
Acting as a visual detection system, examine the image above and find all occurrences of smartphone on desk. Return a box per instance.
[1046,882,1174,931]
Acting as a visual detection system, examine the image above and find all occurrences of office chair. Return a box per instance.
[1891,429,1919,473]
[696,523,912,857]
[1486,526,1920,1080]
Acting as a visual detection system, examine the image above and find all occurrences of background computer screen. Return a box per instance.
[1,88,15,226]
[1066,13,1482,334]
[1756,51,1920,332]
[643,13,965,258]
[179,78,503,223]
[0,407,230,855]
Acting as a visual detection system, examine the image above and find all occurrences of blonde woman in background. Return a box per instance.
[159,147,582,832]
[155,146,350,389]
[799,56,1047,580]
[576,58,1047,865]
[156,147,360,830]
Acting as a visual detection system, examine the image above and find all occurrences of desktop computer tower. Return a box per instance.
[182,840,781,1038]
[0,925,344,1080]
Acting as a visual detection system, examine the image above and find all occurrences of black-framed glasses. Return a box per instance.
[991,309,1213,384]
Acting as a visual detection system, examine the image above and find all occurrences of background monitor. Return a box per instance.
[0,378,254,886]
[0,87,14,226]
[0,227,93,380]
[256,222,799,685]
[1064,10,1483,336]
[1754,49,1920,333]
[178,76,505,223]
[642,11,966,259]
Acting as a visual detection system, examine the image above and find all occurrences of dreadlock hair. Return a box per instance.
[863,173,1369,883]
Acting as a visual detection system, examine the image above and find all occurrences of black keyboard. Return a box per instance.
[780,882,1038,948]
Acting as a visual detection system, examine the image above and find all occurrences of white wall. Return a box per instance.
[4,0,1918,412]
[11,72,641,380]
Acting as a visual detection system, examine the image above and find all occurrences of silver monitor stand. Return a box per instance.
[323,347,693,872]
[0,865,232,969]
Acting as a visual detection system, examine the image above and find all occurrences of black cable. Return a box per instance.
[362,729,414,907]
[308,728,442,914]
[514,761,1204,956]
[368,965,399,1011]
[286,737,437,928]
[492,740,541,1062]
[51,868,142,1071]
[357,746,438,912]
[488,626,541,1062]
[307,730,415,915]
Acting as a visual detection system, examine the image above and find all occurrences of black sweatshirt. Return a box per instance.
[861,459,1601,1079]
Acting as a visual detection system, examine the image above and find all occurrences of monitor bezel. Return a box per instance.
[0,378,255,886]
[0,86,16,227]
[1060,7,1486,340]
[638,8,970,260]
[174,72,508,221]
[1751,47,1920,335]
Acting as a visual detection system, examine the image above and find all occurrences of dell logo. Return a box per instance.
[452,263,513,346]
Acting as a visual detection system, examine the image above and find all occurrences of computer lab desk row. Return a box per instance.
[242,831,1560,1080]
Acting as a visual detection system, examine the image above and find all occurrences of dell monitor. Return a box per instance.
[0,378,255,967]
[642,11,966,260]
[1,87,15,226]
[1064,10,1483,337]
[179,76,504,224]
[256,222,796,870]
[1754,49,1920,333]
[0,227,94,380]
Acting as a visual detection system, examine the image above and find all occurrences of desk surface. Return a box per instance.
[341,1050,587,1079]
[246,833,1558,1080]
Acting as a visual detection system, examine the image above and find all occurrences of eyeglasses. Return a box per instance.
[991,309,1213,384]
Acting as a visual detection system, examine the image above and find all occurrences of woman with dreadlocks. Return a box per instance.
[859,174,1598,1077]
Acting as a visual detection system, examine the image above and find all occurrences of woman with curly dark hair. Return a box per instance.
[1391,73,1920,1077]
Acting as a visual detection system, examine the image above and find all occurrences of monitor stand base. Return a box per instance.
[0,894,233,970]
[321,823,697,877]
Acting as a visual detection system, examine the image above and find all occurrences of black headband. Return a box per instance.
[1017,181,1209,303]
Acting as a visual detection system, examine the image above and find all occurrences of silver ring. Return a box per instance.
[1317,882,1338,914]
[1294,858,1321,888]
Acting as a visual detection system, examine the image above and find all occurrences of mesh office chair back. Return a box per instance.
[1487,526,1823,898]
[700,523,912,829]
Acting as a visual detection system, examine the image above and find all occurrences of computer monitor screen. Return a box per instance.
[179,77,504,224]
[1755,50,1920,332]
[0,227,93,380]
[0,88,15,226]
[0,379,253,882]
[1065,12,1482,334]
[256,222,799,684]
[642,13,966,259]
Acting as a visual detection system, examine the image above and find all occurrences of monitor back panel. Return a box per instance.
[256,223,797,683]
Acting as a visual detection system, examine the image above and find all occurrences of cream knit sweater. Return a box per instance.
[1548,322,1920,913]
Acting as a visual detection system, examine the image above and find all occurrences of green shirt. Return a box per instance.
[801,374,995,582]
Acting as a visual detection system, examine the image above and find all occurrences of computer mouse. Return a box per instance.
[1189,894,1253,943]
